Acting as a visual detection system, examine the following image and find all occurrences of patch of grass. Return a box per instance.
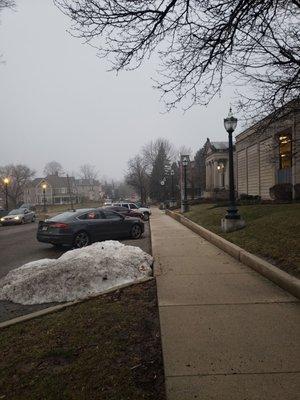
[0,280,165,400]
[185,203,300,277]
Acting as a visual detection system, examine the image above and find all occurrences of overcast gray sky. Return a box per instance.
[0,0,239,180]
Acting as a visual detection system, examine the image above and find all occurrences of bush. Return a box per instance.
[158,203,165,210]
[294,184,300,200]
[212,188,229,201]
[189,198,203,205]
[269,183,293,201]
[239,193,261,205]
[239,193,261,201]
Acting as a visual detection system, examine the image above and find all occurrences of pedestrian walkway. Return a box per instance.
[150,208,300,400]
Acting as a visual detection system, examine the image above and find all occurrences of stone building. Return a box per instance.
[204,139,230,198]
[235,101,300,199]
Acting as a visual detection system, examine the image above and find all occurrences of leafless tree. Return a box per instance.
[125,155,149,204]
[43,161,64,176]
[0,0,16,63]
[79,163,98,181]
[0,164,35,207]
[178,145,193,158]
[0,0,15,12]
[142,138,176,171]
[56,0,299,118]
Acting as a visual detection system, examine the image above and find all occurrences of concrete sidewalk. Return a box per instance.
[151,208,300,400]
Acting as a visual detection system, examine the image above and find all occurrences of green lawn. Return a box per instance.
[185,203,300,278]
[0,280,165,400]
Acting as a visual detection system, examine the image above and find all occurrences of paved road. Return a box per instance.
[0,222,65,279]
[0,221,151,322]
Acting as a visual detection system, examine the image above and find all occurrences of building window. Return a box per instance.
[279,134,292,169]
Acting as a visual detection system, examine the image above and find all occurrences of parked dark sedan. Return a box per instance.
[104,206,145,220]
[37,208,144,248]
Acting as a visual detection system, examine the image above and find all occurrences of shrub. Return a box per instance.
[294,184,300,200]
[239,193,261,205]
[269,183,293,201]
[189,198,203,205]
[212,188,229,201]
[239,193,261,201]
[158,203,165,210]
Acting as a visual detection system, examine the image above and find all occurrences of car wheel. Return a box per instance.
[143,212,149,221]
[73,231,90,248]
[131,224,142,239]
[22,218,26,224]
[31,216,36,223]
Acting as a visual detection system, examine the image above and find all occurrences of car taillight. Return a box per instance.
[49,223,69,229]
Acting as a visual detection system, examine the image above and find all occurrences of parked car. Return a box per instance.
[19,203,36,211]
[37,208,144,248]
[113,202,151,221]
[0,207,8,219]
[104,199,113,206]
[0,208,36,225]
[104,205,145,220]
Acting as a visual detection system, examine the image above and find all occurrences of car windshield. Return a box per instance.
[8,209,23,215]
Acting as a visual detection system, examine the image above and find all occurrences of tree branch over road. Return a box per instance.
[56,0,299,117]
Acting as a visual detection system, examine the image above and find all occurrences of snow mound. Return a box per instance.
[0,241,153,305]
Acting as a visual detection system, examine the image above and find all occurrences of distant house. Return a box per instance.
[203,139,230,198]
[24,173,79,205]
[75,179,103,201]
[235,100,300,199]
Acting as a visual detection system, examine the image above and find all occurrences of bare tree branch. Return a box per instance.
[43,161,64,176]
[55,0,300,118]
[79,164,98,181]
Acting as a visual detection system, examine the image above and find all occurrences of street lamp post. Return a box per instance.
[221,107,245,232]
[3,177,9,211]
[170,169,175,203]
[160,178,166,208]
[181,155,189,213]
[42,183,47,213]
[164,164,171,201]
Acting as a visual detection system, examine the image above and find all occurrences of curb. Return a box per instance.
[165,209,300,299]
[0,277,154,329]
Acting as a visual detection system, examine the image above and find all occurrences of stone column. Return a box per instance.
[213,160,219,189]
[210,162,213,190]
[205,162,210,190]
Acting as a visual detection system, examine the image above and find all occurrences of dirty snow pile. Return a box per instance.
[0,241,153,305]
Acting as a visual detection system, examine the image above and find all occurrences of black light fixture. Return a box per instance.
[181,155,189,213]
[170,169,175,202]
[160,177,166,204]
[42,182,47,212]
[3,177,9,211]
[223,107,240,220]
